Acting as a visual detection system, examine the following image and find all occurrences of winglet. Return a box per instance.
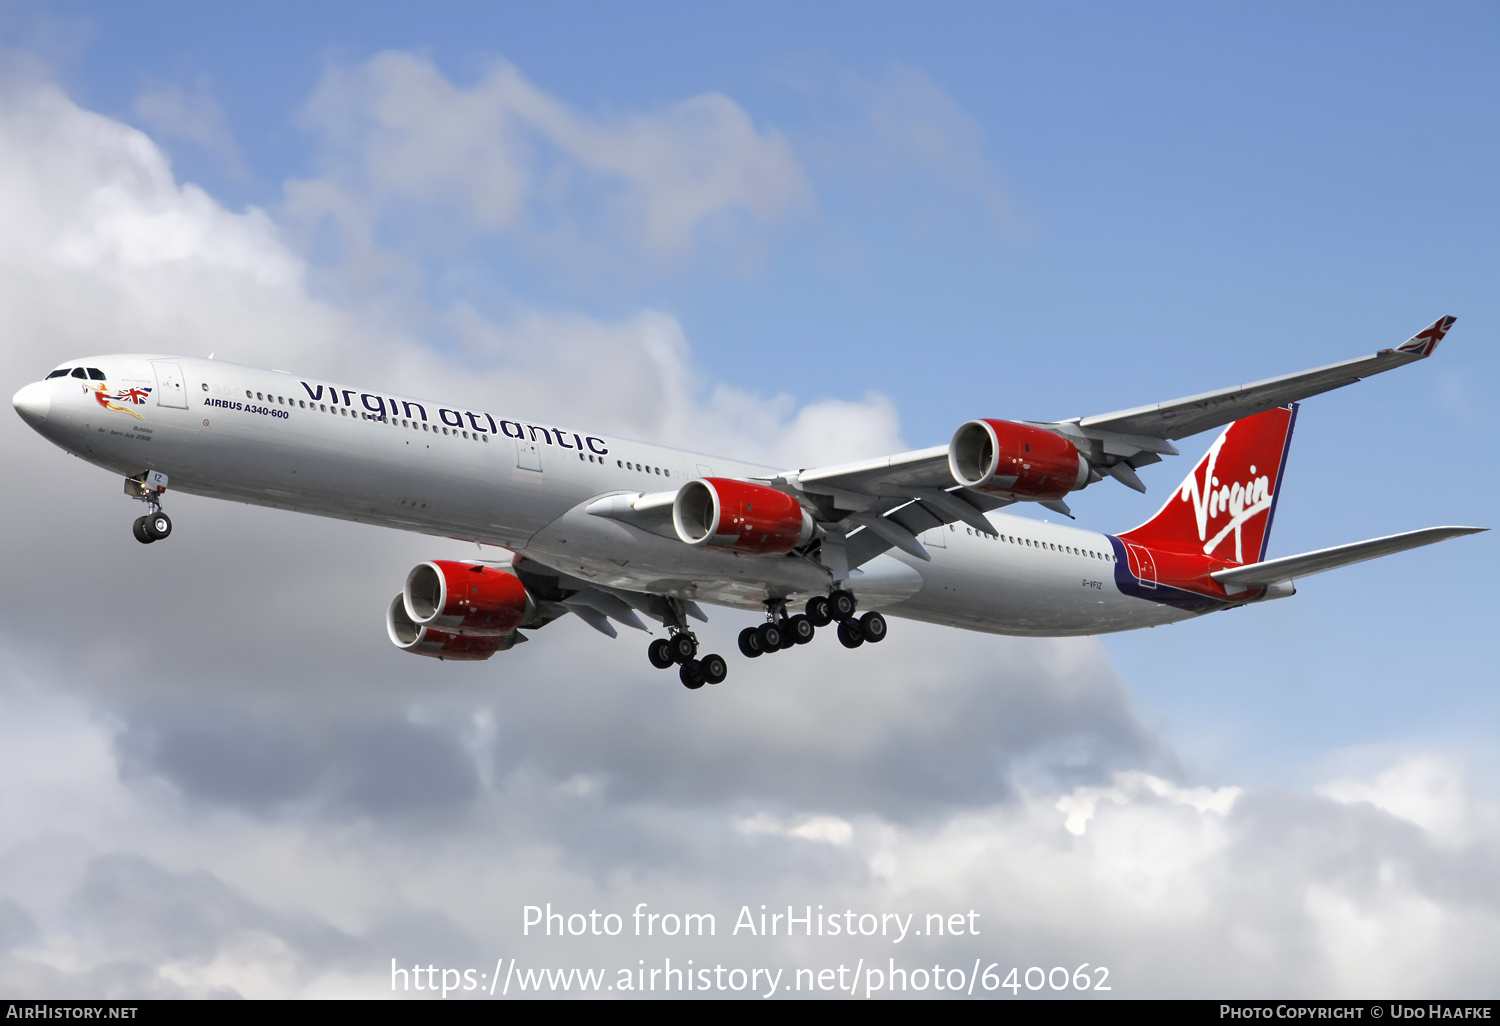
[1394,315,1456,358]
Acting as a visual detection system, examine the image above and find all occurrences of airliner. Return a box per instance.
[11,316,1483,689]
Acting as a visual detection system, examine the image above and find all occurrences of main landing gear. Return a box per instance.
[645,598,727,690]
[737,590,887,658]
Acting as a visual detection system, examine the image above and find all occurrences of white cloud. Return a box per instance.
[1319,755,1492,847]
[778,61,1014,231]
[733,813,854,846]
[285,51,810,278]
[1056,771,1241,837]
[132,77,247,179]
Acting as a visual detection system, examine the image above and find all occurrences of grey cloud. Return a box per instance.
[1225,790,1500,916]
[70,853,355,965]
[477,626,1158,821]
[113,706,482,822]
[0,898,39,950]
[13,853,473,997]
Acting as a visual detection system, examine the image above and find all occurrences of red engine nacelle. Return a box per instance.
[948,419,1089,500]
[673,477,814,556]
[402,560,535,636]
[386,596,517,661]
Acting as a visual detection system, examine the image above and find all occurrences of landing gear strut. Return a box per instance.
[126,472,172,544]
[645,598,727,688]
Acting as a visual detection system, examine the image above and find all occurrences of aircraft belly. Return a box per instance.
[884,524,1189,636]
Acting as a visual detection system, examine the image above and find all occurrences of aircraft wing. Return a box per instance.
[1063,315,1456,444]
[511,554,706,638]
[1210,526,1485,593]
[774,317,1456,571]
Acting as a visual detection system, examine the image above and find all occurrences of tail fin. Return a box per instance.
[1119,404,1297,564]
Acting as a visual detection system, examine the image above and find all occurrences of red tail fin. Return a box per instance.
[1119,405,1297,565]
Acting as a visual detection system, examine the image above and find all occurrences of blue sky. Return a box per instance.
[0,0,1496,998]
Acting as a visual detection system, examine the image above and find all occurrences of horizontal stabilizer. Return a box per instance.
[1211,526,1485,593]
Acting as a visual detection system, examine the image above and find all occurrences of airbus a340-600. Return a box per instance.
[11,316,1484,688]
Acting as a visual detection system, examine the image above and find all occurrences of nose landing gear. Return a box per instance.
[125,472,172,544]
[132,511,172,544]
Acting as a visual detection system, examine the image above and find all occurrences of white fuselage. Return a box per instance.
[17,355,1202,637]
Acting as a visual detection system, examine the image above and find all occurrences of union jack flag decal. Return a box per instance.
[1396,315,1456,357]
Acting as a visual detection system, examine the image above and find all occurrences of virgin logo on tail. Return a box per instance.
[1178,433,1273,562]
[1119,405,1297,565]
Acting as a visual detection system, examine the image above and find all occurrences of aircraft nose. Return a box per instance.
[12,381,51,427]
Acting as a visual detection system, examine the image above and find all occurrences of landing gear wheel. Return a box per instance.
[756,621,783,651]
[837,620,865,649]
[648,638,676,669]
[132,517,155,544]
[858,611,888,643]
[829,589,856,621]
[776,623,797,650]
[670,633,698,664]
[738,627,763,658]
[699,654,728,685]
[679,661,706,689]
[145,512,172,540]
[805,596,832,627]
[786,614,816,645]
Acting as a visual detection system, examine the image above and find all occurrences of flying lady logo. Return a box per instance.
[89,383,152,420]
[1176,429,1272,563]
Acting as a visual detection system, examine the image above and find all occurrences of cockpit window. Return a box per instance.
[46,369,71,379]
[87,368,106,380]
[71,368,87,379]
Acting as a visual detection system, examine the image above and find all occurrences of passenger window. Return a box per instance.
[46,369,70,379]
[71,368,86,379]
[87,368,106,380]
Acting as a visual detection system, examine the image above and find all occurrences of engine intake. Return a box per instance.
[673,478,814,556]
[402,560,535,636]
[949,419,1089,500]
